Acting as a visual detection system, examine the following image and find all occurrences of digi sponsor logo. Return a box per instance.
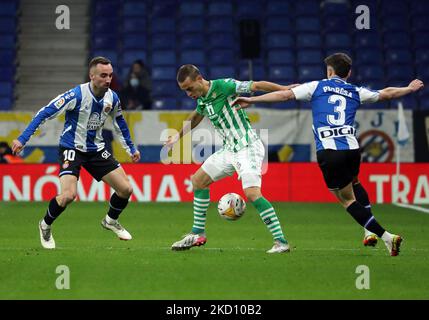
[318,125,356,139]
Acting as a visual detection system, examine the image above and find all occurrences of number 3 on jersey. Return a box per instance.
[327,94,346,126]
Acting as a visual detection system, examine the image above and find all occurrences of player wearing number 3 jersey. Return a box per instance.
[11,57,141,249]
[234,53,424,256]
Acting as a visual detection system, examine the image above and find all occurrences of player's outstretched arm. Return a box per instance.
[164,110,205,150]
[379,79,424,101]
[251,81,300,93]
[233,89,296,109]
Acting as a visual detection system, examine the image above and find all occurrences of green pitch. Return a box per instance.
[1,202,428,300]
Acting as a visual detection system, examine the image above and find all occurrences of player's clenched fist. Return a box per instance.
[408,79,424,92]
[11,139,24,155]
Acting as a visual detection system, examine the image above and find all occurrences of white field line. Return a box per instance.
[392,202,429,214]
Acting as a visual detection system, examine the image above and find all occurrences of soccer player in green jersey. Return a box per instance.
[165,64,297,253]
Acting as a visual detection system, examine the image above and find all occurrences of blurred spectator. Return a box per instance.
[0,141,24,163]
[120,60,152,110]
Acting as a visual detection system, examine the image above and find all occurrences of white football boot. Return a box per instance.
[171,233,207,251]
[267,240,290,254]
[101,218,132,240]
[39,220,55,249]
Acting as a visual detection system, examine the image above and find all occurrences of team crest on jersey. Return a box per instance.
[54,97,65,109]
[103,104,112,113]
[62,160,69,169]
[87,112,103,130]
[212,92,217,99]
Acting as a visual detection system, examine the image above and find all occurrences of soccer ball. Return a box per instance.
[217,193,246,221]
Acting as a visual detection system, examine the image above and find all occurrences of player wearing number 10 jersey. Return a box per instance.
[234,53,424,256]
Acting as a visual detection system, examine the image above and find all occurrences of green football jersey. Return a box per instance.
[196,78,259,152]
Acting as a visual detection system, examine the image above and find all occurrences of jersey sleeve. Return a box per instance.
[290,81,319,101]
[111,97,137,156]
[221,78,253,96]
[17,88,80,145]
[357,87,380,104]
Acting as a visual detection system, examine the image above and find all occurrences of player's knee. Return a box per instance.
[60,190,77,205]
[244,187,262,202]
[191,175,205,190]
[117,185,133,199]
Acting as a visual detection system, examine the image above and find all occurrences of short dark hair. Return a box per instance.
[324,53,352,78]
[89,56,112,70]
[176,64,201,83]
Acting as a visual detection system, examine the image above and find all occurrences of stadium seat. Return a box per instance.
[296,33,322,49]
[416,64,429,80]
[295,1,320,16]
[380,0,409,16]
[0,97,12,110]
[180,1,204,16]
[208,34,234,49]
[267,34,294,49]
[325,33,352,49]
[152,80,177,98]
[412,16,429,31]
[122,51,147,68]
[0,82,12,97]
[0,1,18,16]
[0,67,14,81]
[383,32,412,49]
[153,98,178,110]
[323,16,351,32]
[396,95,419,110]
[0,50,14,66]
[92,50,118,66]
[297,50,323,65]
[382,15,410,32]
[208,1,233,16]
[267,50,294,65]
[265,17,292,32]
[296,17,320,32]
[151,18,176,33]
[94,1,120,16]
[386,65,415,81]
[152,33,176,49]
[122,34,147,49]
[179,18,204,33]
[180,97,196,110]
[93,18,119,34]
[151,50,176,66]
[152,1,177,17]
[268,66,295,81]
[322,2,349,16]
[355,32,382,48]
[355,49,383,65]
[208,66,235,79]
[298,66,324,82]
[180,33,205,49]
[209,49,234,65]
[237,1,263,17]
[358,80,385,91]
[208,17,234,33]
[385,49,413,64]
[267,1,291,15]
[414,32,429,49]
[0,18,15,33]
[239,63,266,80]
[152,67,176,80]
[356,66,384,81]
[410,1,429,16]
[0,35,15,49]
[179,50,206,65]
[93,35,118,50]
[122,18,147,33]
[325,49,353,59]
[416,50,429,64]
[123,1,147,17]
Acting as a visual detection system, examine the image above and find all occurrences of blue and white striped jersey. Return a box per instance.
[18,83,136,155]
[291,76,380,151]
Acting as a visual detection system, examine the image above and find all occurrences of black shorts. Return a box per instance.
[316,149,361,190]
[58,147,120,181]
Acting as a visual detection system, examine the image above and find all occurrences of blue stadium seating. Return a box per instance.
[180,50,205,65]
[0,18,15,33]
[386,65,415,81]
[383,32,412,49]
[411,16,429,31]
[385,49,413,64]
[322,2,349,16]
[323,16,351,32]
[123,1,147,17]
[267,1,290,15]
[357,66,384,81]
[180,1,204,16]
[297,33,322,49]
[180,97,196,110]
[93,19,119,34]
[208,17,234,33]
[296,17,320,32]
[325,33,352,50]
[239,63,266,80]
[0,82,12,96]
[268,66,295,82]
[295,1,320,16]
[355,49,384,65]
[0,50,14,66]
[152,67,176,81]
[180,33,205,50]
[152,1,176,17]
[152,81,177,98]
[0,97,12,110]
[297,50,323,65]
[122,51,147,67]
[152,33,176,49]
[94,1,120,16]
[151,18,176,33]
[265,17,292,32]
[414,32,429,49]
[0,1,18,16]
[355,32,382,48]
[0,35,15,49]
[208,1,233,16]
[0,67,14,81]
[122,18,147,33]
[416,50,429,64]
[237,1,264,17]
[122,34,147,49]
[153,97,178,110]
[298,65,324,82]
[382,15,410,32]
[93,50,118,66]
[268,50,294,65]
[209,66,235,79]
[267,34,294,49]
[93,35,118,50]
[209,49,234,65]
[179,18,204,33]
[152,50,176,66]
[208,34,234,49]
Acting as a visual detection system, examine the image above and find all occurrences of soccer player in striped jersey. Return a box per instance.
[11,57,141,249]
[234,53,424,256]
[166,64,297,253]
